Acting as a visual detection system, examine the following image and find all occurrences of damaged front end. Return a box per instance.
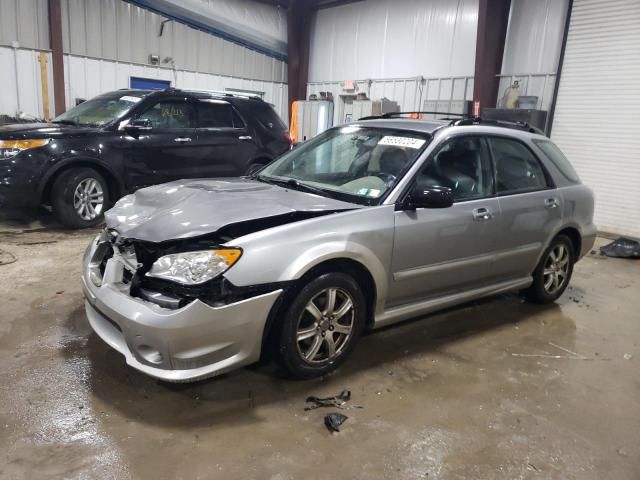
[88,223,300,310]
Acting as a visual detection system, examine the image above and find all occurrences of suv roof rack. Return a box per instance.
[358,111,544,135]
[167,88,263,100]
[359,111,472,121]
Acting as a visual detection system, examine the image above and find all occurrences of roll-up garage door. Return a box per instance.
[551,0,640,237]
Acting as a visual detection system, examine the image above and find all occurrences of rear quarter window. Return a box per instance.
[533,139,580,183]
[252,103,287,131]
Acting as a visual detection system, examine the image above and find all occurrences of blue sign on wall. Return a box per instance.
[130,77,171,90]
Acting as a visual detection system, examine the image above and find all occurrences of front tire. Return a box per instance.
[279,273,366,379]
[245,161,266,176]
[525,234,575,304]
[51,167,109,229]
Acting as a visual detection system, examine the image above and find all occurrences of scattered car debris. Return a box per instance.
[305,389,361,411]
[600,237,640,259]
[0,248,17,266]
[623,353,632,360]
[511,342,593,360]
[324,413,348,433]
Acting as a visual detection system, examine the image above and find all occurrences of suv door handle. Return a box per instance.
[238,135,252,141]
[472,207,494,221]
[545,198,559,209]
[174,137,192,143]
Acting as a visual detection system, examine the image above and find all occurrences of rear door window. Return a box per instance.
[195,101,244,128]
[489,137,550,195]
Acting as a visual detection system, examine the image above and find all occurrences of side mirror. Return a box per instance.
[124,118,152,135]
[406,185,454,209]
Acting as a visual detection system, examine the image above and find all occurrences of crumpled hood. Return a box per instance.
[105,178,361,242]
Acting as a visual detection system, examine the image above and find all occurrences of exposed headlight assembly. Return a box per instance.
[146,249,242,285]
[0,139,49,159]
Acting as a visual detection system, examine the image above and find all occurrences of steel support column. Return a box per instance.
[287,0,312,114]
[48,0,66,116]
[473,0,511,112]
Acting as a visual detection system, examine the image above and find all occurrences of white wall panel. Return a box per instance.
[551,0,640,237]
[309,0,478,82]
[502,0,569,75]
[0,46,54,120]
[54,0,286,83]
[0,0,49,50]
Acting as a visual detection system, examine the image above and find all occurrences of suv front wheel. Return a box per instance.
[279,272,366,379]
[51,167,109,229]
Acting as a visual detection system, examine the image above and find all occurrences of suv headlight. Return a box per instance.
[0,139,49,159]
[146,249,242,285]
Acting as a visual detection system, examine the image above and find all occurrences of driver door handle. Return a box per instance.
[174,137,192,143]
[472,207,494,221]
[238,135,253,141]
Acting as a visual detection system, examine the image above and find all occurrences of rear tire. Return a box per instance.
[525,234,575,304]
[278,273,366,379]
[51,167,109,229]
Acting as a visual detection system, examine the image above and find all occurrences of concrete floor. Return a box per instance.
[0,214,638,480]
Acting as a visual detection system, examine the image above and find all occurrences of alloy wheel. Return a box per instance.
[543,244,570,294]
[73,178,104,221]
[296,287,355,364]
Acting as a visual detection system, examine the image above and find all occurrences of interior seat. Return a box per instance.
[379,147,409,176]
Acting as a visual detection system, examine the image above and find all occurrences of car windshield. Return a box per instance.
[258,126,430,204]
[52,92,147,127]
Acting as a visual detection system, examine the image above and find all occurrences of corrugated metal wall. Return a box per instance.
[60,0,286,83]
[497,0,569,110]
[551,0,640,237]
[308,0,478,82]
[0,0,288,122]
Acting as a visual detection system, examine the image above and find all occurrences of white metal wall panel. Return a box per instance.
[0,46,54,120]
[55,0,286,83]
[502,0,569,75]
[308,0,478,82]
[0,0,49,50]
[551,0,640,237]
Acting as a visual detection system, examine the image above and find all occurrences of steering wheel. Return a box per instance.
[373,172,396,185]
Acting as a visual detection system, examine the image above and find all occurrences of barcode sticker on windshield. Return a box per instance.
[378,136,426,149]
[120,95,142,103]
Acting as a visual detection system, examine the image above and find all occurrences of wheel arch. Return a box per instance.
[259,256,380,363]
[40,159,123,206]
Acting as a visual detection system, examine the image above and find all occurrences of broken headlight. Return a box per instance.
[146,249,242,285]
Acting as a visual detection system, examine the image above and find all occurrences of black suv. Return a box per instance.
[0,88,291,228]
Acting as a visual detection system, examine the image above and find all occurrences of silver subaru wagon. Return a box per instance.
[82,117,596,382]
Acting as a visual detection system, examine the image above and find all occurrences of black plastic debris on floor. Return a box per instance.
[600,237,640,259]
[305,389,361,411]
[324,413,348,433]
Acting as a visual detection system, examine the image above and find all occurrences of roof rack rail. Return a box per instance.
[359,111,474,121]
[451,117,544,135]
[169,88,263,100]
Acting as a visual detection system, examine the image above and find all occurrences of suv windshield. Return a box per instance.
[53,91,147,127]
[259,126,430,204]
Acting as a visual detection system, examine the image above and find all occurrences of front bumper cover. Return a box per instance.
[81,236,282,382]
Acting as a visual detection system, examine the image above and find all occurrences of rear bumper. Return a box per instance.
[81,237,282,382]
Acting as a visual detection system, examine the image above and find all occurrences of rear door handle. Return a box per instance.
[174,137,192,143]
[238,135,253,141]
[472,207,494,221]
[545,198,559,209]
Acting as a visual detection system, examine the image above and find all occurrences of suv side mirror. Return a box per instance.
[124,118,152,135]
[406,185,454,209]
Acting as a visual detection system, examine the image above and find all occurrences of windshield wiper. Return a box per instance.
[257,176,331,197]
